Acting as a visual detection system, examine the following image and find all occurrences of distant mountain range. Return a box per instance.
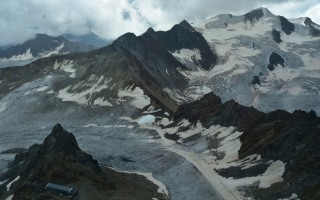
[62,32,111,48]
[0,7,319,200]
[0,32,109,68]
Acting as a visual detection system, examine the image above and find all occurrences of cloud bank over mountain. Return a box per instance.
[0,0,319,46]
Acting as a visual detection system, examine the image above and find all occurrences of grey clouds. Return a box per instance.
[0,0,319,46]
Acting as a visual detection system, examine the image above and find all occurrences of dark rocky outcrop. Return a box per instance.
[272,29,282,43]
[304,17,320,37]
[146,20,217,70]
[0,124,167,200]
[280,16,295,35]
[244,8,264,22]
[252,76,261,85]
[267,52,285,71]
[173,92,320,200]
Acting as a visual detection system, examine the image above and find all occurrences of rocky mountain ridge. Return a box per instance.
[0,124,167,200]
[170,92,320,199]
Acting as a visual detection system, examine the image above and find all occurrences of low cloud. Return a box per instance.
[0,0,318,46]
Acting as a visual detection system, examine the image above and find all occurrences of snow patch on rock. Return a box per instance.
[171,48,202,63]
[6,176,19,191]
[118,86,150,109]
[5,195,14,200]
[109,167,169,198]
[57,75,112,106]
[0,49,33,61]
[53,59,76,78]
[40,43,65,58]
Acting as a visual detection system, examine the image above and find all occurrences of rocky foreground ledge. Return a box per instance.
[0,124,167,200]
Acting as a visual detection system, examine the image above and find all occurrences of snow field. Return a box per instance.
[141,115,288,199]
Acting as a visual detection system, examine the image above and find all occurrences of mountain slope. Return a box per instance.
[163,92,320,199]
[147,20,217,70]
[0,30,188,113]
[188,7,320,114]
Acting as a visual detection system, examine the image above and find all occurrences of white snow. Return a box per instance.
[161,119,191,136]
[53,59,76,78]
[118,86,150,109]
[5,195,14,200]
[40,43,65,58]
[143,106,161,114]
[221,160,285,189]
[139,117,288,200]
[57,75,112,106]
[187,85,212,101]
[136,172,169,197]
[93,97,113,107]
[259,160,286,188]
[215,127,242,163]
[0,102,7,113]
[0,49,33,61]
[287,86,304,95]
[82,124,99,128]
[0,179,8,185]
[138,114,156,124]
[140,122,243,200]
[278,193,300,200]
[6,176,19,191]
[289,17,307,26]
[171,48,202,63]
[36,86,48,92]
[170,147,242,200]
[196,18,273,42]
[82,124,134,129]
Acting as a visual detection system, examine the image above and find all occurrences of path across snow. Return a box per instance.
[143,125,243,200]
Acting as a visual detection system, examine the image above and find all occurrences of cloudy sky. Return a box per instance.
[0,0,319,46]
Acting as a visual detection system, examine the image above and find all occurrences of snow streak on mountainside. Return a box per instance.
[179,7,320,114]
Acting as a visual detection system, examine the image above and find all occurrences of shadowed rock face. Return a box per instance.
[173,92,320,200]
[272,29,282,43]
[147,20,217,70]
[267,52,285,71]
[304,17,320,37]
[280,16,295,35]
[43,123,80,154]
